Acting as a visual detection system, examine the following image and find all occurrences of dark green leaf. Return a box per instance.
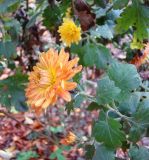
[87,102,103,111]
[113,0,129,9]
[134,5,149,41]
[0,41,16,58]
[74,94,85,107]
[94,0,107,8]
[129,146,149,160]
[92,110,125,148]
[115,3,149,41]
[129,125,143,143]
[72,43,113,69]
[96,76,121,105]
[65,101,74,115]
[85,145,95,160]
[115,5,136,33]
[93,144,115,160]
[0,73,28,111]
[4,19,21,43]
[43,6,61,29]
[73,72,82,83]
[43,0,70,29]
[129,98,149,142]
[132,108,149,128]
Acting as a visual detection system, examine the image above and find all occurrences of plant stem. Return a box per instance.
[106,104,130,120]
[140,84,149,92]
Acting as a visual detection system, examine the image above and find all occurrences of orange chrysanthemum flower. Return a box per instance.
[130,43,149,68]
[60,132,77,145]
[25,48,82,114]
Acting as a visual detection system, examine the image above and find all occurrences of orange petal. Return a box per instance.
[34,98,45,107]
[59,48,69,63]
[42,98,52,109]
[61,80,77,90]
[67,57,79,69]
[57,87,71,102]
[64,65,82,80]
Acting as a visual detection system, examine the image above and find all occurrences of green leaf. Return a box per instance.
[17,151,38,160]
[49,126,64,133]
[4,19,21,43]
[129,146,149,160]
[72,43,113,69]
[115,5,136,33]
[129,125,143,143]
[43,0,70,29]
[94,0,106,8]
[0,41,16,58]
[65,101,74,115]
[50,149,66,160]
[0,0,20,13]
[92,110,125,148]
[87,102,103,111]
[132,108,149,128]
[115,90,131,103]
[90,24,113,39]
[129,98,149,142]
[93,144,115,160]
[43,6,61,29]
[85,145,95,160]
[57,154,66,160]
[118,93,141,114]
[73,72,82,83]
[139,98,149,109]
[115,3,149,41]
[134,5,149,41]
[108,62,141,91]
[96,76,121,105]
[91,44,113,69]
[0,73,28,111]
[26,0,48,29]
[113,0,129,9]
[74,94,85,107]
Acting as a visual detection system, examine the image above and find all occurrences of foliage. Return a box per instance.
[50,146,71,160]
[0,0,149,159]
[0,72,28,111]
[93,110,125,148]
[16,151,39,160]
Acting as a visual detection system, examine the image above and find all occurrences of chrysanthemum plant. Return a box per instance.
[0,0,149,159]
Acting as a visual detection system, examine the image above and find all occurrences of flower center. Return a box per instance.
[49,68,56,86]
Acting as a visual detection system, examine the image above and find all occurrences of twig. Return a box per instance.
[26,0,29,11]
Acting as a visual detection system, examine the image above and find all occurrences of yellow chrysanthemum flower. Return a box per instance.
[58,18,81,47]
[25,48,82,114]
[60,131,77,145]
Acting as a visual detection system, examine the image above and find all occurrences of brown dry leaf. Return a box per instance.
[32,120,43,131]
[73,0,96,31]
